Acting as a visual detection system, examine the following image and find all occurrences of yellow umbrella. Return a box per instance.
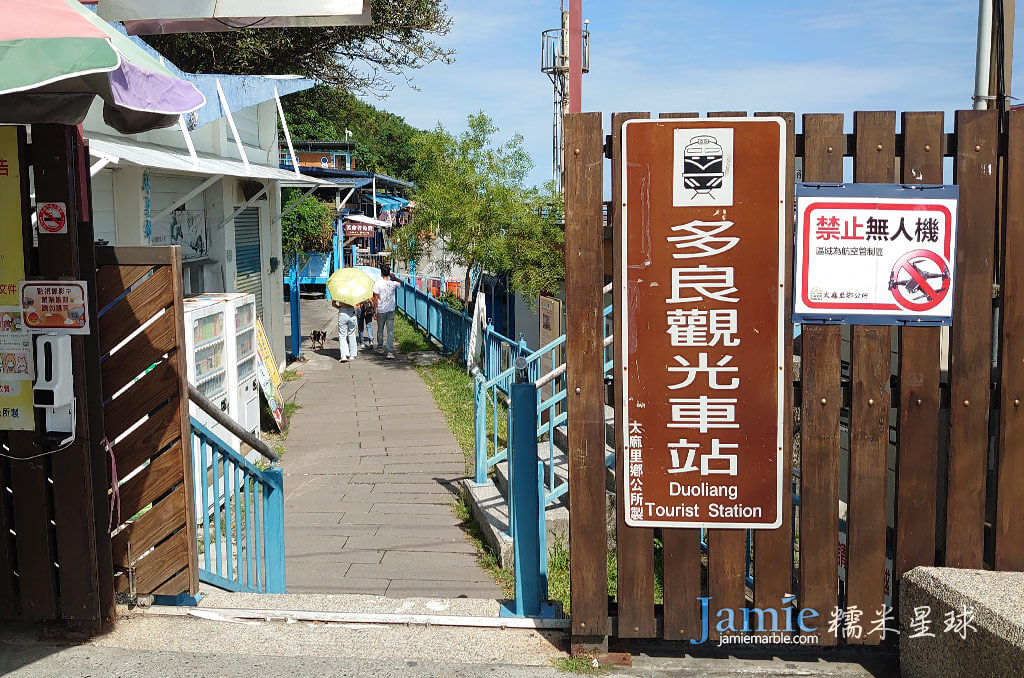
[327,267,376,306]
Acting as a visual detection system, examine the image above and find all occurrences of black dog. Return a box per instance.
[309,329,326,350]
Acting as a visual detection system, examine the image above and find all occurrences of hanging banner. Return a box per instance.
[0,127,34,429]
[794,183,958,325]
[621,117,786,529]
[254,316,286,431]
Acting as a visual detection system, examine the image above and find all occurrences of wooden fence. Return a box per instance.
[97,246,198,600]
[565,108,1024,646]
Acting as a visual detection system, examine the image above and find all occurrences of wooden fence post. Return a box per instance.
[996,108,1024,571]
[753,111,797,628]
[798,113,844,646]
[654,112,703,643]
[564,111,608,646]
[894,112,943,587]
[610,111,656,640]
[31,123,104,624]
[847,111,895,645]
[946,109,998,568]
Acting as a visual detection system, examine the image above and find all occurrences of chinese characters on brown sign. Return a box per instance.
[621,118,785,529]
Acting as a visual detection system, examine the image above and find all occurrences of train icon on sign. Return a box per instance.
[682,135,725,197]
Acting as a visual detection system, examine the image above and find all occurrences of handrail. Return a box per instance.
[188,384,278,463]
[192,417,285,594]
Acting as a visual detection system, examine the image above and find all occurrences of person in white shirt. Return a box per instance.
[372,264,402,359]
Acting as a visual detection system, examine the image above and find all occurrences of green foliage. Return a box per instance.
[284,86,421,178]
[437,290,464,311]
[281,187,335,258]
[550,656,606,675]
[392,113,565,302]
[393,312,432,353]
[141,0,454,96]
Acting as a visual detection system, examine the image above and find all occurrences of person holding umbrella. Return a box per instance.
[326,267,376,363]
[332,299,358,362]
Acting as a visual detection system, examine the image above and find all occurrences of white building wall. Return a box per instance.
[92,168,117,245]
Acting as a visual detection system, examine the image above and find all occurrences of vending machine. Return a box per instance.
[184,293,260,456]
[182,297,231,446]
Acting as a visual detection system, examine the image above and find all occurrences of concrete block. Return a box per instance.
[900,566,1024,678]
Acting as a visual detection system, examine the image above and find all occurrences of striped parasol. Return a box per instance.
[0,0,205,133]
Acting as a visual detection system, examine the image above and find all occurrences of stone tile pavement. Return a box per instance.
[280,297,500,598]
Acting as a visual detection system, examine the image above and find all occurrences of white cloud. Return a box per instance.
[365,0,996,189]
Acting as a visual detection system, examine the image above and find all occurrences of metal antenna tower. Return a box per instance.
[541,2,589,192]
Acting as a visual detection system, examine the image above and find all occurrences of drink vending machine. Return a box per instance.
[182,293,260,455]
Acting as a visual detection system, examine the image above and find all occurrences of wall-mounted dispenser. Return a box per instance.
[32,334,76,449]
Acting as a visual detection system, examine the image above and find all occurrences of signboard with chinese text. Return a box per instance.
[19,281,90,334]
[254,316,285,431]
[343,219,375,237]
[0,127,34,429]
[794,184,958,325]
[621,118,786,529]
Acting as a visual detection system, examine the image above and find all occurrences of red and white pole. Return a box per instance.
[567,0,582,113]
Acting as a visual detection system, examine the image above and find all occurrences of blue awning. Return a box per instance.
[374,194,403,211]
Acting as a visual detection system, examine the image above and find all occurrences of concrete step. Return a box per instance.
[465,404,620,569]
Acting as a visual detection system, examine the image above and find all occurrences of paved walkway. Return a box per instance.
[279,297,500,598]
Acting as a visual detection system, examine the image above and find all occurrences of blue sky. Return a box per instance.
[375,1,1000,189]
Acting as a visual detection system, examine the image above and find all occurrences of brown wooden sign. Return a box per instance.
[621,118,785,529]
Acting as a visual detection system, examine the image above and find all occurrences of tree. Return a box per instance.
[280,188,335,263]
[142,0,454,96]
[283,86,420,178]
[391,113,564,305]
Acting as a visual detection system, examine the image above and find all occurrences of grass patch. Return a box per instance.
[394,312,433,353]
[452,491,514,598]
[280,369,302,382]
[283,401,301,420]
[551,656,605,674]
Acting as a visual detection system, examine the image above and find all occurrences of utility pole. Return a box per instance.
[542,2,590,191]
[974,0,1015,111]
[568,0,583,114]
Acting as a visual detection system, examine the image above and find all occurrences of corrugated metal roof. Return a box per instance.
[87,132,333,185]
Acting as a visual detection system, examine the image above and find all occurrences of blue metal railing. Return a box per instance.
[396,279,474,356]
[396,278,615,509]
[191,418,286,594]
[475,292,615,504]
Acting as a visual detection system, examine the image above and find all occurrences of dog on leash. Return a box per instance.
[309,329,327,350]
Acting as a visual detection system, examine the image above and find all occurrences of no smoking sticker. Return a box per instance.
[36,202,67,234]
[889,249,950,311]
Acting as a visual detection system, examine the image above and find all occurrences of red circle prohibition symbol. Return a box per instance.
[38,203,66,233]
[888,249,951,312]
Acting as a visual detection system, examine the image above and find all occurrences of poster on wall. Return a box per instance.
[254,316,286,431]
[538,295,562,409]
[794,183,959,325]
[150,209,209,260]
[0,126,35,429]
[19,281,90,334]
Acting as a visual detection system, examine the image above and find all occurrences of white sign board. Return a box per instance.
[794,184,959,325]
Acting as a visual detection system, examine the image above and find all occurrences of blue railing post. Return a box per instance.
[351,244,357,268]
[502,367,545,617]
[263,467,286,593]
[474,376,488,485]
[289,258,301,359]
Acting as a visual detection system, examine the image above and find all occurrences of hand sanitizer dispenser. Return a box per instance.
[33,334,75,448]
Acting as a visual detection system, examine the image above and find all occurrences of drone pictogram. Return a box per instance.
[888,249,951,311]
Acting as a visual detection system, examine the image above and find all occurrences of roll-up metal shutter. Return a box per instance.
[234,207,264,318]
